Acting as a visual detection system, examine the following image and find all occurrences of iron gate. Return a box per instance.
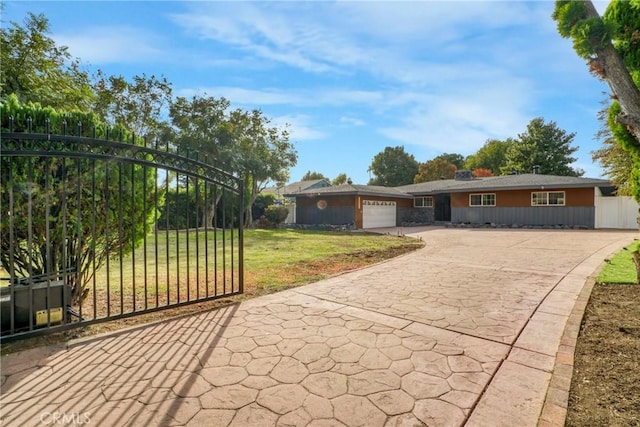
[0,121,244,341]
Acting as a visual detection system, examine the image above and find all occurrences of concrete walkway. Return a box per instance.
[1,228,636,427]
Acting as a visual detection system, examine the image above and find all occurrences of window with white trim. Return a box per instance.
[469,193,496,207]
[414,196,433,208]
[531,191,565,206]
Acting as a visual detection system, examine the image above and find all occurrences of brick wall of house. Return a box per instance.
[451,187,594,208]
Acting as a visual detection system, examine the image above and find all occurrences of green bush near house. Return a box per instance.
[264,205,289,224]
[255,205,289,228]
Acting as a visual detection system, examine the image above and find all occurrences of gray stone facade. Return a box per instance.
[399,207,434,226]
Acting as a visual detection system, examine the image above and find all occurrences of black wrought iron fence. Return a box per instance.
[0,119,244,341]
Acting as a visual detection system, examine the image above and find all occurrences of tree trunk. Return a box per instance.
[204,201,215,228]
[585,1,640,144]
[243,178,257,228]
[244,205,253,228]
[201,185,223,229]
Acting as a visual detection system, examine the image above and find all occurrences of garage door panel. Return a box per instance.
[363,200,396,228]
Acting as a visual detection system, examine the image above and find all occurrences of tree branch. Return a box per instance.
[616,114,640,128]
[583,1,640,143]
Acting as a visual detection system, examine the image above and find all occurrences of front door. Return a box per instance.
[434,194,451,221]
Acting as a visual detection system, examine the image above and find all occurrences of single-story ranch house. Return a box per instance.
[284,171,640,230]
[262,179,331,223]
[262,178,331,202]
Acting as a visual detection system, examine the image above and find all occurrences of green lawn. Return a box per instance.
[596,240,640,284]
[244,229,422,290]
[1,228,423,320]
[1,228,422,304]
[80,228,424,317]
[245,229,416,270]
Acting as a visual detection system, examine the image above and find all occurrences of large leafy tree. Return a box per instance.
[92,72,173,137]
[434,153,465,170]
[226,108,297,226]
[553,0,640,142]
[367,146,419,186]
[465,138,514,175]
[553,0,640,199]
[0,13,94,111]
[592,104,636,196]
[472,168,494,177]
[170,95,232,163]
[169,95,235,227]
[0,12,172,140]
[170,95,297,227]
[501,117,583,176]
[332,173,349,185]
[414,158,457,183]
[301,171,328,181]
[592,131,636,196]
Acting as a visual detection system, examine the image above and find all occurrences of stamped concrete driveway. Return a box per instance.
[1,228,636,427]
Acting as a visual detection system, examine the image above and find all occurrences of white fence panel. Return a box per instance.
[595,195,639,229]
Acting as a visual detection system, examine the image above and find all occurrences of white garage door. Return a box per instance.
[362,200,397,228]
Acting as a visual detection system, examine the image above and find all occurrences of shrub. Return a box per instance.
[252,193,276,220]
[254,205,290,228]
[264,205,289,224]
[0,97,159,304]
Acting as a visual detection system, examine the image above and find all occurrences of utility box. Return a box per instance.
[1,279,71,334]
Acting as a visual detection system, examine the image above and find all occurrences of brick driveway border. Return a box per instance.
[1,227,636,426]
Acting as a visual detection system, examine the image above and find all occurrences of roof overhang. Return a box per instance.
[434,182,611,194]
[284,190,413,199]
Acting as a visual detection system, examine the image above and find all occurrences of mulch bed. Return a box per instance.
[566,283,640,426]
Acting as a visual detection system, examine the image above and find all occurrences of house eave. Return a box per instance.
[284,190,413,199]
[433,182,611,194]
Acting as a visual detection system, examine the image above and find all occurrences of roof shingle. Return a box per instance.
[283,174,613,198]
[284,183,413,198]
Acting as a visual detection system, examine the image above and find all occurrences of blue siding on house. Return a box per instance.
[451,206,595,227]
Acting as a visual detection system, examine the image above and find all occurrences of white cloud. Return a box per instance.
[176,86,385,108]
[271,114,326,141]
[169,1,578,104]
[380,79,533,154]
[173,87,326,141]
[332,1,535,45]
[169,3,366,74]
[340,116,366,127]
[168,1,549,81]
[55,26,163,64]
[176,86,301,105]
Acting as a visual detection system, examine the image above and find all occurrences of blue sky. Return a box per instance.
[4,1,612,184]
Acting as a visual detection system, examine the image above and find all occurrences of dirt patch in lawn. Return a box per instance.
[566,283,640,426]
[0,243,422,355]
[245,244,420,296]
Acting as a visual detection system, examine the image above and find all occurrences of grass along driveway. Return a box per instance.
[88,228,423,306]
[1,228,424,353]
[244,229,424,292]
[566,240,640,426]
